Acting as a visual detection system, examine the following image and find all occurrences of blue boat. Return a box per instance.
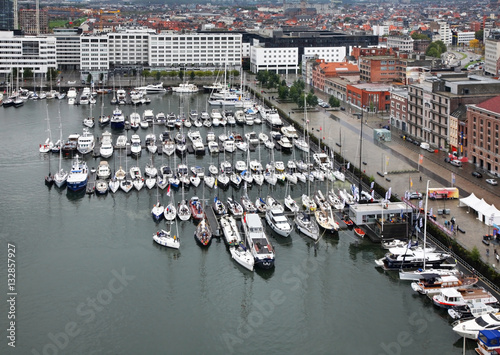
[476,330,500,355]
[110,107,125,130]
[66,155,88,192]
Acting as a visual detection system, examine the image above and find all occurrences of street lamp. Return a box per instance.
[354,109,364,200]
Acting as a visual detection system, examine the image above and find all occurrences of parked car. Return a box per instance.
[406,137,413,143]
[413,140,420,146]
[340,107,345,111]
[450,160,462,167]
[472,171,482,178]
[407,191,423,200]
[444,157,451,163]
[486,179,498,185]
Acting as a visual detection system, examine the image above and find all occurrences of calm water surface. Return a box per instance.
[0,93,474,354]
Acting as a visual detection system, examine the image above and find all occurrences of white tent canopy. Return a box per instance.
[459,193,500,226]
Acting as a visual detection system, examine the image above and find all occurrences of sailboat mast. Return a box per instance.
[422,179,430,270]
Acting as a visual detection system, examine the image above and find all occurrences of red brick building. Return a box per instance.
[312,61,359,91]
[346,83,392,113]
[466,96,500,175]
[351,47,395,61]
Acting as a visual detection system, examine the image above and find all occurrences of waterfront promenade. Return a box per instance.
[252,80,499,271]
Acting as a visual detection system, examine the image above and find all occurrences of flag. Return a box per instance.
[387,187,392,200]
[429,207,433,216]
[418,154,423,165]
[419,217,423,228]
[385,156,389,167]
[347,162,350,170]
[166,184,171,196]
[451,173,455,185]
[410,177,413,188]
[214,178,218,189]
[370,181,374,190]
[419,200,423,209]
[371,190,374,199]
[401,209,404,219]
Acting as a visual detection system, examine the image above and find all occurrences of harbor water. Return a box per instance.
[0,93,475,354]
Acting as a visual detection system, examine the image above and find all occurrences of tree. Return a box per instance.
[306,92,318,108]
[297,93,306,108]
[189,71,195,80]
[475,30,484,41]
[289,86,301,103]
[178,70,184,81]
[99,73,104,82]
[470,246,481,264]
[86,73,92,84]
[23,68,33,79]
[411,33,430,40]
[425,40,447,58]
[329,95,340,108]
[155,71,161,81]
[278,85,289,100]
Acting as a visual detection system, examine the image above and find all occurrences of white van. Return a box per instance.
[420,142,430,150]
[450,160,462,167]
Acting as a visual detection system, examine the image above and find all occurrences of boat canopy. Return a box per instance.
[478,329,500,348]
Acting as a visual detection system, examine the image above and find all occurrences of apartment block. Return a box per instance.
[484,30,500,76]
[467,96,500,175]
[390,87,409,132]
[312,61,359,91]
[407,73,500,150]
[150,33,242,69]
[19,9,48,35]
[0,31,56,76]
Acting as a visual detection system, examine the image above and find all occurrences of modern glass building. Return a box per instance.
[0,0,15,31]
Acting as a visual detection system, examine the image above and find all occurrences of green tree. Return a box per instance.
[178,70,184,81]
[231,69,240,78]
[411,33,430,40]
[470,246,481,264]
[142,70,151,79]
[23,68,33,79]
[99,73,104,82]
[297,93,306,108]
[189,71,195,80]
[425,41,447,58]
[289,86,301,103]
[475,30,484,41]
[307,92,318,107]
[256,71,269,86]
[86,73,92,84]
[155,71,161,81]
[329,96,340,107]
[278,85,289,100]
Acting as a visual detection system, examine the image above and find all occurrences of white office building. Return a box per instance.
[484,31,500,76]
[372,25,390,37]
[250,43,298,74]
[456,31,475,45]
[148,33,242,69]
[386,36,414,52]
[80,34,109,80]
[108,28,153,67]
[303,46,346,63]
[0,31,56,77]
[51,28,81,70]
[438,22,452,45]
